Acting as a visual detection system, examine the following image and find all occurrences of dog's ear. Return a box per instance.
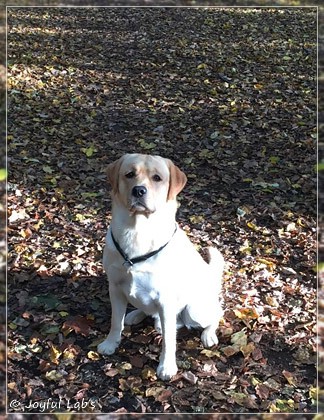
[167,159,187,201]
[107,156,124,194]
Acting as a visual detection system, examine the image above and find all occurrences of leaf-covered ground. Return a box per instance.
[7,7,317,414]
[0,7,6,417]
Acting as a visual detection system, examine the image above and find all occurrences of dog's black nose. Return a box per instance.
[132,186,147,198]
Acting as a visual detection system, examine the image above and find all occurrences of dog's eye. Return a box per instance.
[125,171,135,179]
[152,174,162,182]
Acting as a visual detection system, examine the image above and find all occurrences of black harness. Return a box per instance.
[111,225,177,267]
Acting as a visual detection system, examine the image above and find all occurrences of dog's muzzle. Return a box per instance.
[130,185,153,214]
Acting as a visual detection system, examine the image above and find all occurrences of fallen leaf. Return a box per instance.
[141,367,157,381]
[231,329,248,347]
[62,316,93,337]
[181,370,198,384]
[282,370,297,387]
[49,345,61,364]
[255,383,270,399]
[45,370,64,381]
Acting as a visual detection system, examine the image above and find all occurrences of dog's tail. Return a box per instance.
[206,246,225,295]
[207,246,225,309]
[207,247,225,273]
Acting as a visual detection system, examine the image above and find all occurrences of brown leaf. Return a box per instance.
[62,315,93,337]
[181,370,198,384]
[282,370,297,387]
[252,346,263,361]
[129,354,145,368]
[221,345,239,357]
[255,383,270,399]
[146,386,172,402]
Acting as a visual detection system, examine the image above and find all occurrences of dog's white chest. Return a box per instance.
[123,268,160,315]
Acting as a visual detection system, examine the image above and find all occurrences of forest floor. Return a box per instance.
[7,7,317,414]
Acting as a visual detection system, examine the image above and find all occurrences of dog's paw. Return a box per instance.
[125,309,147,325]
[156,360,178,380]
[97,338,119,355]
[201,327,218,348]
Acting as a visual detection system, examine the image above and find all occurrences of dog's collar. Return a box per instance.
[111,225,177,267]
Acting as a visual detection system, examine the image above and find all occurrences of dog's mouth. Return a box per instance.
[129,199,155,215]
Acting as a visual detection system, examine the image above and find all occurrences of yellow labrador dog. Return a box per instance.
[97,153,224,380]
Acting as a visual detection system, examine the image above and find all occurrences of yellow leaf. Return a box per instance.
[62,326,73,337]
[265,296,279,307]
[200,349,221,358]
[63,348,77,360]
[297,217,305,227]
[0,169,7,181]
[81,145,97,157]
[138,139,156,150]
[49,345,62,364]
[141,367,157,380]
[233,307,259,321]
[119,362,132,371]
[75,213,85,221]
[146,386,165,398]
[240,342,255,358]
[184,339,199,349]
[33,220,44,231]
[247,221,258,230]
[29,343,43,353]
[269,399,294,413]
[239,239,252,255]
[256,258,276,270]
[87,351,100,361]
[309,386,318,401]
[45,370,63,381]
[42,165,53,174]
[19,228,32,239]
[251,376,261,386]
[197,63,208,70]
[189,215,204,224]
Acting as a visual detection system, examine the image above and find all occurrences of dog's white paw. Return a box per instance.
[156,360,178,380]
[125,309,147,325]
[97,338,120,355]
[201,327,218,348]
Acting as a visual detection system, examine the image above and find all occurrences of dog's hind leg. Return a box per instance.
[125,309,147,325]
[125,310,163,334]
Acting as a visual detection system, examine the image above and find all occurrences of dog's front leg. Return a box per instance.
[97,284,127,356]
[156,306,178,380]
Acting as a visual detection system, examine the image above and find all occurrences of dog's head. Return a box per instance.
[106,153,187,215]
